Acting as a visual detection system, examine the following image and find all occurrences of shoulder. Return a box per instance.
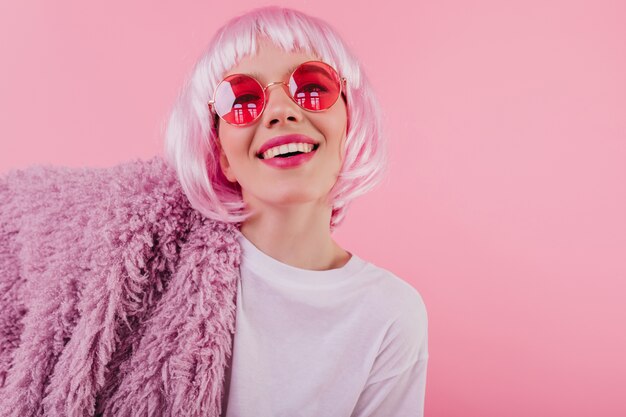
[1,155,182,211]
[360,261,428,326]
[0,156,208,287]
[355,260,429,383]
[1,156,190,229]
[359,261,429,357]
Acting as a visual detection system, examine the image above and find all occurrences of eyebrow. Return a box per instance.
[247,63,302,82]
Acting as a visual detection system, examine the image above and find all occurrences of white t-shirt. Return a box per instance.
[222,232,429,417]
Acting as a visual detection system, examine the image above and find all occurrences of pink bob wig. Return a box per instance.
[162,5,388,232]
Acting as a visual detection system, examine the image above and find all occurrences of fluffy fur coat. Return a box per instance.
[0,156,241,417]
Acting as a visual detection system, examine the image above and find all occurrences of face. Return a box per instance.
[216,38,348,211]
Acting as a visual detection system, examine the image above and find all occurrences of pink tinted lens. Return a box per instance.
[213,74,265,125]
[289,62,341,111]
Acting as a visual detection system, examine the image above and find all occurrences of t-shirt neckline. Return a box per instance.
[235,230,366,285]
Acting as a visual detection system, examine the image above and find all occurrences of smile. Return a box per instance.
[258,144,319,169]
[258,143,320,160]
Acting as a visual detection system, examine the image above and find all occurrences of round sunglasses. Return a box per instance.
[208,60,347,127]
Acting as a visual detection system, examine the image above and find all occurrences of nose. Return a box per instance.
[261,82,304,127]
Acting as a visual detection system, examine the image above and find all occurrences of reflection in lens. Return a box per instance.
[215,75,265,125]
[233,102,258,125]
[289,62,340,111]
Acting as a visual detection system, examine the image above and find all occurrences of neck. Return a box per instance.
[239,201,350,271]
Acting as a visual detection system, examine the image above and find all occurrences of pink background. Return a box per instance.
[1,1,625,416]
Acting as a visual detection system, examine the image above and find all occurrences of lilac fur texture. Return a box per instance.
[0,156,241,416]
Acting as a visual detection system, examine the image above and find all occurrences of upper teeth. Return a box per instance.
[261,143,315,159]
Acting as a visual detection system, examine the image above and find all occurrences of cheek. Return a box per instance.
[339,130,347,161]
[217,130,253,185]
[325,107,348,153]
[315,101,347,136]
[330,101,348,137]
[219,127,252,158]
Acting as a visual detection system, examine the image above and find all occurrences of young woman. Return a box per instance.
[164,6,429,415]
[0,6,428,417]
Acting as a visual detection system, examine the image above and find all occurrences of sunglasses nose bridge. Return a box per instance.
[261,81,297,109]
[262,81,290,98]
[264,80,288,90]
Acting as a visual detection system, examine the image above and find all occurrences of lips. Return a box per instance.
[256,134,319,158]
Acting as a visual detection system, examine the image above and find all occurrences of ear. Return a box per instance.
[217,141,237,183]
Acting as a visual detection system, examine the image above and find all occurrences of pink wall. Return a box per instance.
[1,1,625,416]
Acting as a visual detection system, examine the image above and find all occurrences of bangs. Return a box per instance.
[207,11,359,94]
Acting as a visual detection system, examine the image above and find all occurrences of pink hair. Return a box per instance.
[162,5,387,232]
